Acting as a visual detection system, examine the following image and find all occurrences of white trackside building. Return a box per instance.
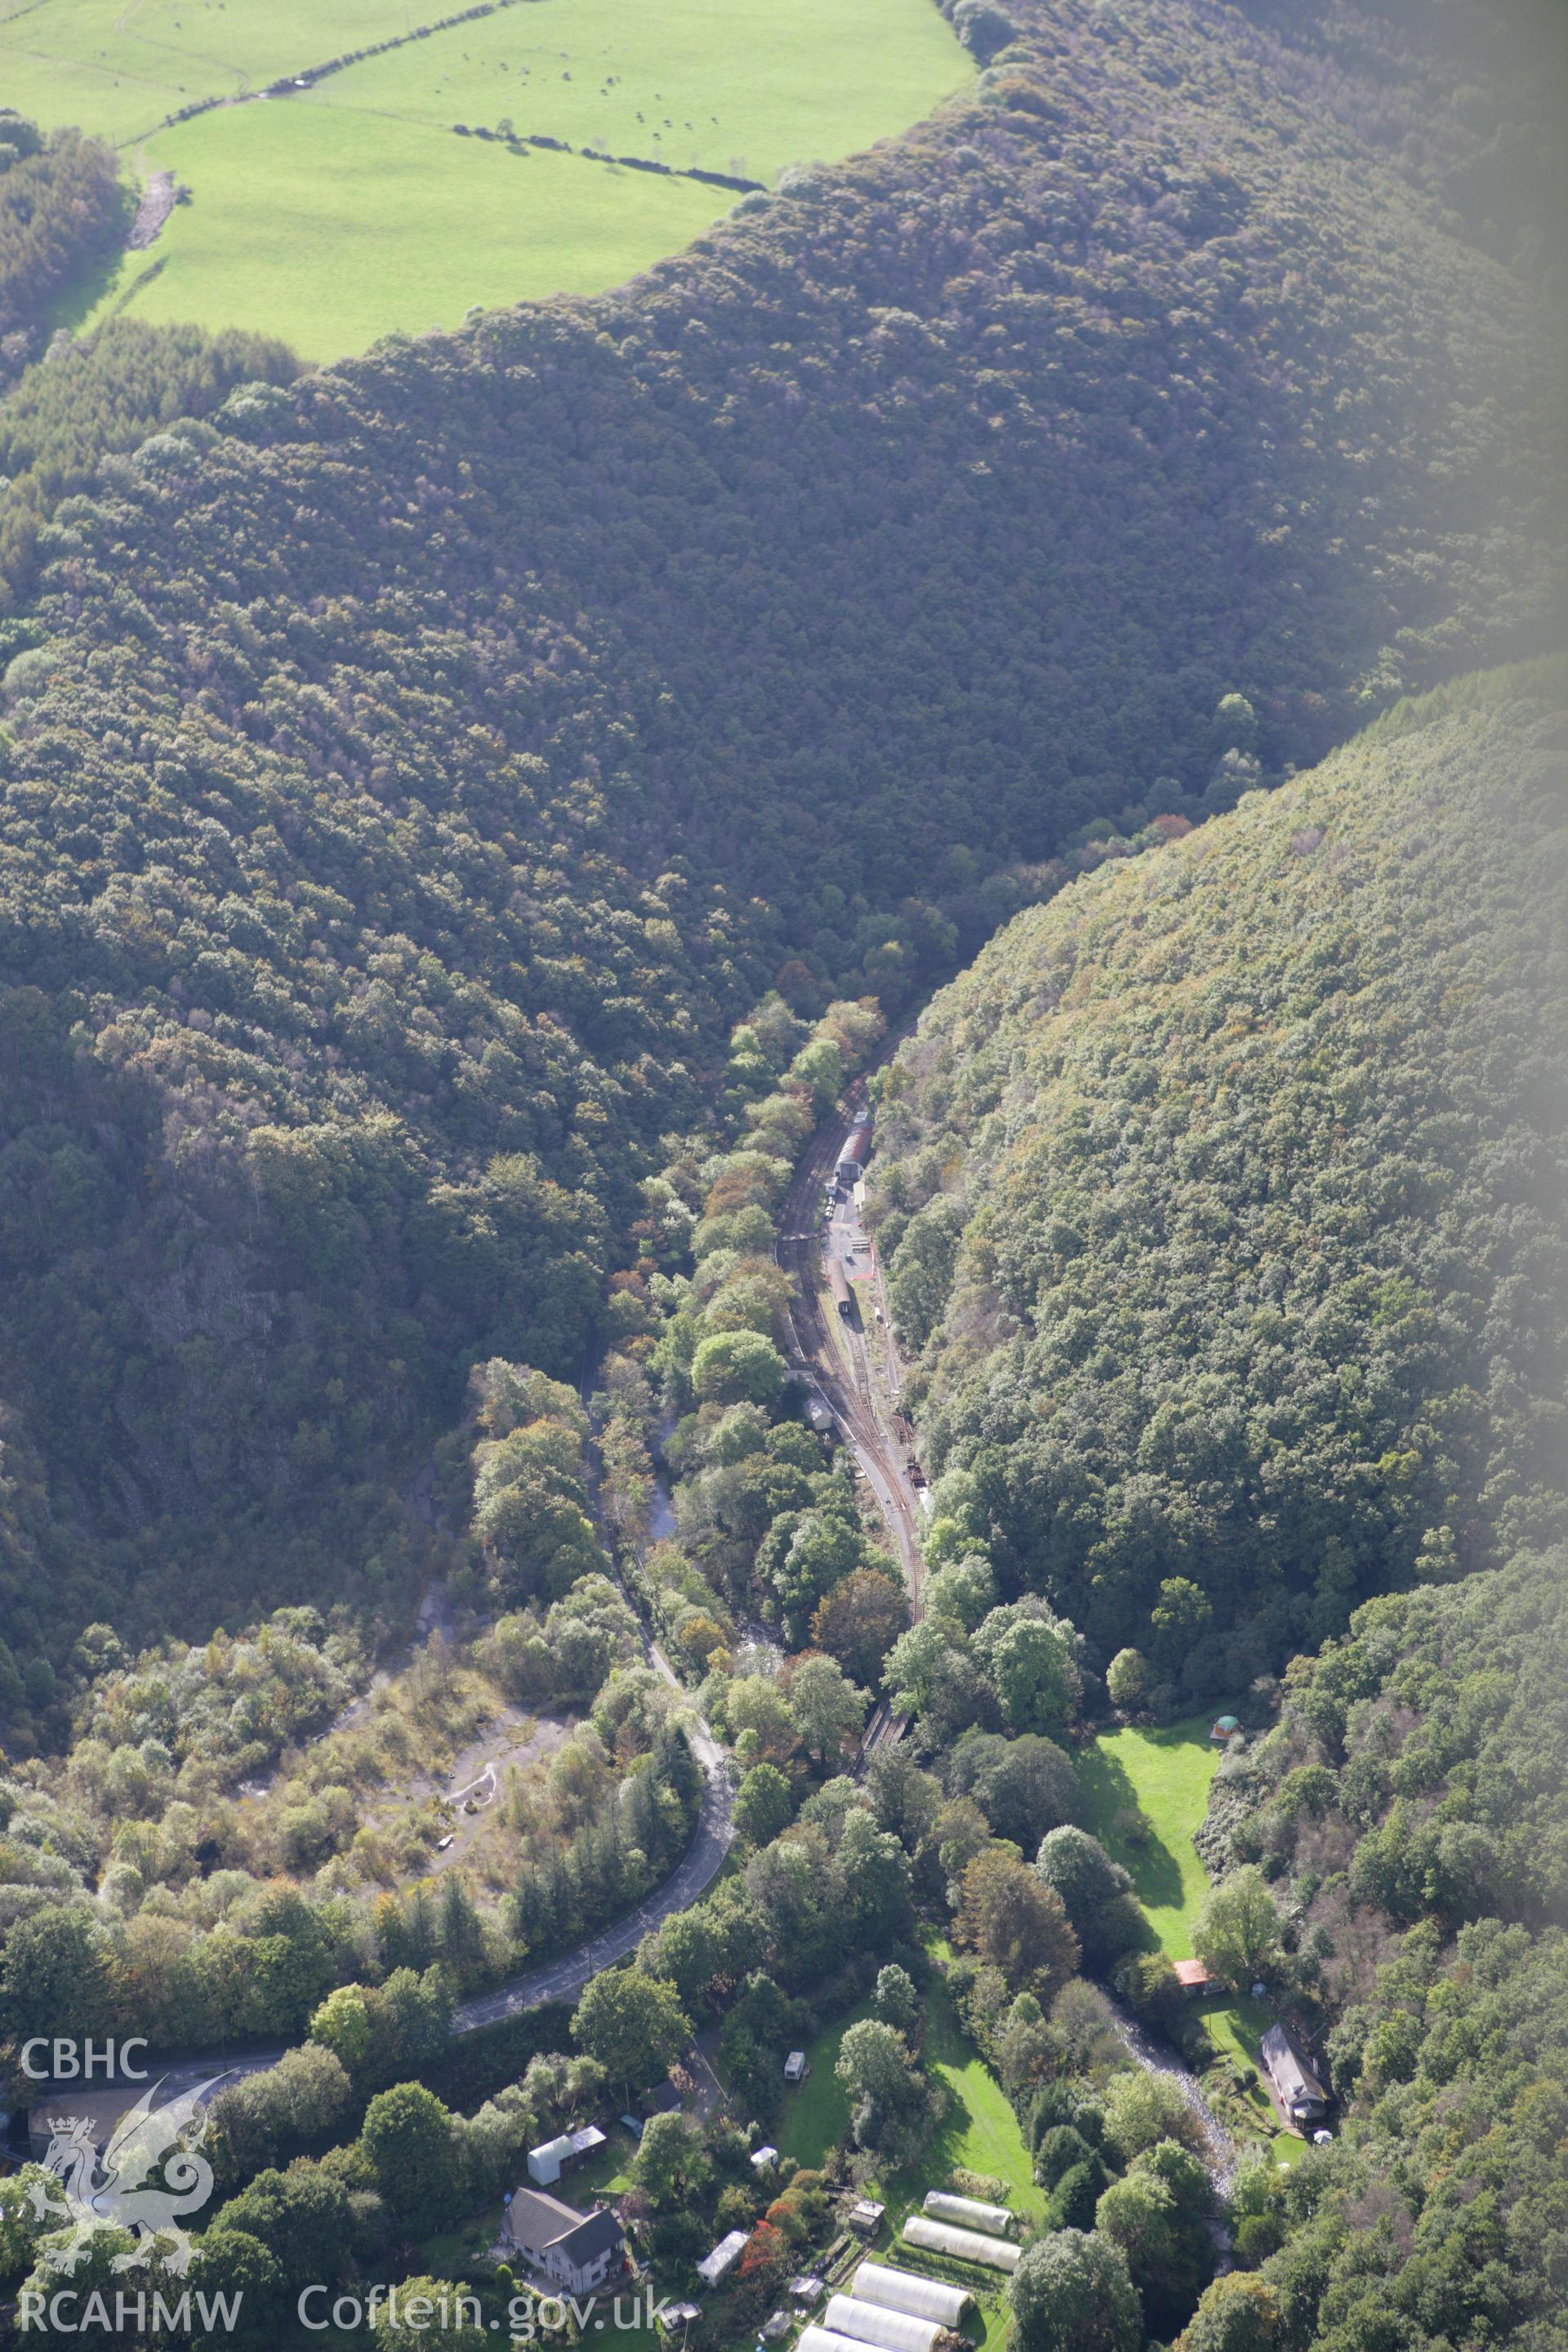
[902,2216,1020,2272]
[852,2265,973,2329]
[824,2295,943,2352]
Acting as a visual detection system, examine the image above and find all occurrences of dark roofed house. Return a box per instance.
[1260,2025,1330,2125]
[503,2186,626,2293]
[547,2208,626,2293]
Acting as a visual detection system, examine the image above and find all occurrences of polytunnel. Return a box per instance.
[922,2193,1016,2237]
[799,2327,882,2352]
[852,2265,973,2328]
[823,2293,944,2352]
[901,2217,1020,2272]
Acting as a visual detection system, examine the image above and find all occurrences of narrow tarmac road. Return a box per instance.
[55,1105,920,2114]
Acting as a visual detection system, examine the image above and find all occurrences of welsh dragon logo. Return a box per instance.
[26,2078,223,2274]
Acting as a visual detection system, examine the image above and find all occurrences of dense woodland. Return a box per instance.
[1175,1547,1568,2352]
[0,0,1557,1693]
[0,114,128,391]
[869,683,1566,1697]
[0,3,1561,2347]
[0,320,299,617]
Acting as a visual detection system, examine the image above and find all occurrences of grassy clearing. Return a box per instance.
[775,1997,873,2170]
[915,1971,1043,2221]
[775,1967,1039,2222]
[1077,1712,1223,1959]
[78,104,724,359]
[9,0,971,357]
[1081,1717,1302,2168]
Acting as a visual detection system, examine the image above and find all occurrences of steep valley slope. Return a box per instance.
[0,0,1554,1701]
[871,677,1567,1694]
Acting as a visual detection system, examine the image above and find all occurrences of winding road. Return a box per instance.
[33,1098,924,2123]
[450,1085,928,2033]
[452,1740,733,2032]
[23,1087,1238,2221]
[26,1717,733,2123]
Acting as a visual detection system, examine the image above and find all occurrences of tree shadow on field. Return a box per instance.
[52,247,172,335]
[1077,1741,1187,1922]
[898,1975,1042,2218]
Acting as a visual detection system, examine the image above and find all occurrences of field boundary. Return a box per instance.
[127,0,543,145]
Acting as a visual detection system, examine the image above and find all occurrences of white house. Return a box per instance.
[503,2188,625,2292]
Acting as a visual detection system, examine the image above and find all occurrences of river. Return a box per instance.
[1107,1994,1240,2221]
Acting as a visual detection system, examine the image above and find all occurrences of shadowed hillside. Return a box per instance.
[0,0,1554,1702]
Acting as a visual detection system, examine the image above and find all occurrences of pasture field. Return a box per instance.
[0,0,400,142]
[3,0,972,359]
[70,104,725,359]
[314,0,971,184]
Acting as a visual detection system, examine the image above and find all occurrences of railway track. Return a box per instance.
[774,1089,924,1621]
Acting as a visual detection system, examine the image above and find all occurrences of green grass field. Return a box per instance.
[775,1996,872,2171]
[916,1971,1044,2221]
[777,1967,1040,2233]
[70,104,724,356]
[1078,1712,1224,1960]
[1081,1713,1302,2166]
[5,0,972,359]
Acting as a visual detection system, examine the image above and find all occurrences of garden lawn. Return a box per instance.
[1077,1712,1224,1959]
[1197,1994,1302,2167]
[776,1997,874,2171]
[564,2128,637,2202]
[915,1971,1044,2221]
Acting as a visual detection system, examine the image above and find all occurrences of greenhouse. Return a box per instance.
[902,2216,1020,2272]
[799,2327,883,2352]
[922,2193,1015,2237]
[852,2265,973,2328]
[823,2293,944,2352]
